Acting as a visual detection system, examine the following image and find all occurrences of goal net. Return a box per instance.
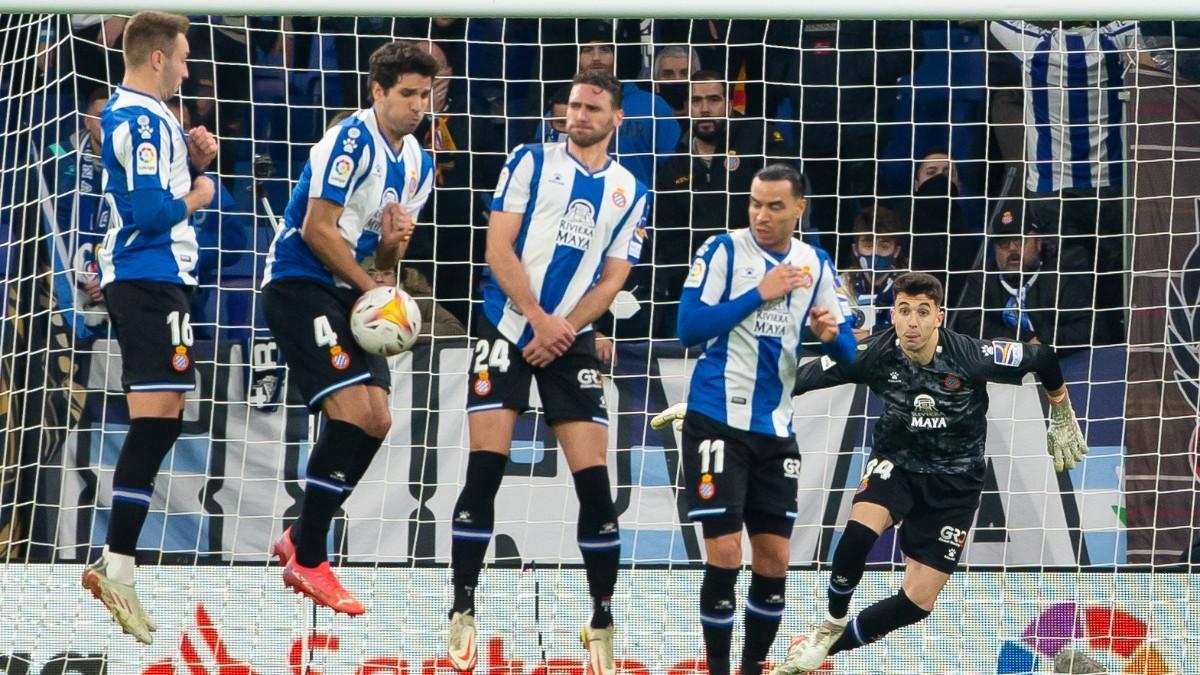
[0,11,1198,674]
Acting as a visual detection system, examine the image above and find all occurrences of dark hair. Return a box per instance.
[368,41,440,93]
[122,11,189,68]
[571,70,623,109]
[892,272,944,307]
[549,84,572,107]
[753,163,805,198]
[920,146,950,160]
[691,69,723,83]
[85,87,109,110]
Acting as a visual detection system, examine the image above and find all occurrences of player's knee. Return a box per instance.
[703,530,743,568]
[365,404,391,439]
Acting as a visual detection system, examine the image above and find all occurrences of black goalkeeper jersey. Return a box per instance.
[794,327,1063,476]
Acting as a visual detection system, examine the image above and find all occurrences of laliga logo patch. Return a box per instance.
[135,143,157,175]
[473,372,492,397]
[171,346,189,372]
[611,188,627,208]
[328,154,354,188]
[330,345,350,370]
[698,474,715,500]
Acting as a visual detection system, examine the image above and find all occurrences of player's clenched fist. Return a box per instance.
[808,306,839,342]
[380,202,415,247]
[187,125,217,171]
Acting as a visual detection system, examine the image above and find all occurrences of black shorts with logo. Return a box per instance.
[852,455,985,574]
[680,410,801,532]
[263,279,390,412]
[103,280,196,393]
[465,318,607,425]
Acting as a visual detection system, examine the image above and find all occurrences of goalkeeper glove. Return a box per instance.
[650,402,687,432]
[1046,396,1088,472]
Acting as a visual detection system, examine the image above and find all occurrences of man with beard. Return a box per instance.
[952,202,1095,353]
[653,70,791,337]
[260,41,438,615]
[445,71,649,675]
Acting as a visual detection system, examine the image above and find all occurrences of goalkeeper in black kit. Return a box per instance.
[655,272,1088,672]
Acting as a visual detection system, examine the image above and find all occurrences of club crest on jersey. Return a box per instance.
[135,143,157,175]
[910,393,948,430]
[330,345,350,370]
[611,188,627,208]
[698,474,715,500]
[408,170,419,195]
[725,153,740,172]
[473,373,492,397]
[329,154,354,188]
[798,265,814,289]
[943,374,962,391]
[556,199,597,251]
[992,340,1023,367]
[171,346,189,372]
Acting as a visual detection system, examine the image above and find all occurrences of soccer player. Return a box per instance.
[446,70,650,675]
[771,272,1087,673]
[80,11,217,645]
[261,41,437,615]
[651,163,857,675]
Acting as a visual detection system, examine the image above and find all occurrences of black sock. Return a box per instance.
[742,573,786,675]
[699,564,739,675]
[293,419,372,567]
[573,466,619,629]
[338,432,385,507]
[450,450,508,617]
[828,520,879,619]
[829,590,930,656]
[107,417,182,556]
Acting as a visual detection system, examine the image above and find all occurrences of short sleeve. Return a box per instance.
[814,250,849,326]
[683,236,730,305]
[491,145,536,214]
[605,188,651,263]
[115,109,170,192]
[307,123,372,206]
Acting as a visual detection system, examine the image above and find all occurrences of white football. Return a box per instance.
[350,286,422,356]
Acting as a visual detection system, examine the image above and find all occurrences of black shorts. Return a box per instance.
[465,318,607,425]
[852,456,984,574]
[263,279,390,412]
[103,280,196,393]
[681,411,801,534]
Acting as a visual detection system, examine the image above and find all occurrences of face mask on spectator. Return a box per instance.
[857,252,898,273]
[914,172,959,199]
[659,82,688,109]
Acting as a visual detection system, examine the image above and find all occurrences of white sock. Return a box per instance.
[102,545,135,585]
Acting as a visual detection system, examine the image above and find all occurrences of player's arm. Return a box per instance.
[301,198,378,293]
[676,241,803,348]
[562,189,650,332]
[117,111,213,234]
[808,251,857,364]
[793,340,869,396]
[971,338,1087,471]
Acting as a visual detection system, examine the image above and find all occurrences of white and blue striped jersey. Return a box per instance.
[685,230,847,438]
[482,143,650,347]
[97,85,197,286]
[263,108,434,288]
[990,20,1139,193]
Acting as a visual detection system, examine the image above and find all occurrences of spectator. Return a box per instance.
[905,148,983,300]
[542,84,571,143]
[576,19,680,188]
[839,204,909,340]
[44,86,110,339]
[652,45,702,117]
[951,202,1095,352]
[652,70,790,337]
[165,97,251,335]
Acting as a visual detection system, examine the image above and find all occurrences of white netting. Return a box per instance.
[0,13,1198,673]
